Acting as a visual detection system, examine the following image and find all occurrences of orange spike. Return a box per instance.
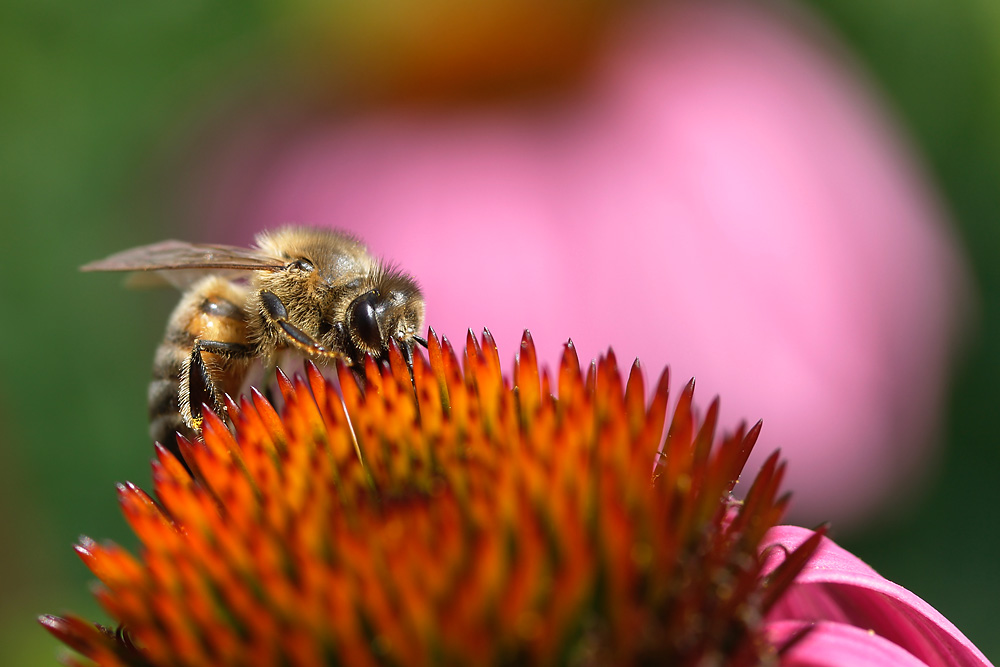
[250,387,289,453]
[363,354,383,396]
[288,371,328,436]
[275,367,294,402]
[336,358,365,417]
[305,361,328,411]
[515,330,541,419]
[661,379,696,488]
[641,366,670,460]
[427,327,448,401]
[387,338,414,391]
[411,349,443,436]
[623,359,645,435]
[584,358,596,396]
[557,339,582,401]
[222,393,240,419]
[732,450,784,538]
[117,482,174,548]
[480,328,502,382]
[734,420,764,484]
[465,329,482,379]
[201,408,240,462]
[439,336,465,410]
[154,442,191,482]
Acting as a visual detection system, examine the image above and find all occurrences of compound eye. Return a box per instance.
[290,258,314,272]
[348,291,382,352]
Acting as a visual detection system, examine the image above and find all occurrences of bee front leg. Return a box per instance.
[259,290,347,361]
[398,335,427,372]
[180,340,254,433]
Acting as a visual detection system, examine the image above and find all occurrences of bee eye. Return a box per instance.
[290,259,314,272]
[348,291,382,352]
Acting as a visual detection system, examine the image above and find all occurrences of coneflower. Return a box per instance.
[41,330,989,666]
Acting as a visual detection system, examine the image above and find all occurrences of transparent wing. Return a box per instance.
[81,240,287,273]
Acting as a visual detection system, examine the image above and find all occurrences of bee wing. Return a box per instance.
[81,240,287,273]
[121,268,250,290]
[82,241,288,290]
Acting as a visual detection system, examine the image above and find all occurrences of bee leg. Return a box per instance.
[259,290,347,360]
[182,340,254,432]
[398,340,413,367]
[161,339,253,476]
[327,320,367,389]
[397,340,420,392]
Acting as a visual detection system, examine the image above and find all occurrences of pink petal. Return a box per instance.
[763,526,991,667]
[190,1,968,526]
[768,619,932,667]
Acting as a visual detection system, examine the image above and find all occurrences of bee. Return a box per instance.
[82,226,426,465]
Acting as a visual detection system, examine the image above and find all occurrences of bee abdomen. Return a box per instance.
[148,375,178,420]
[146,281,253,469]
[148,344,191,462]
[199,294,244,321]
[149,411,190,460]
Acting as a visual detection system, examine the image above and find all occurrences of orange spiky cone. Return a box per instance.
[42,329,822,666]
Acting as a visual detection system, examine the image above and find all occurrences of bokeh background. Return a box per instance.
[1,0,998,664]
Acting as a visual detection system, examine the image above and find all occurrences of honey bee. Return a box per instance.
[82,226,426,464]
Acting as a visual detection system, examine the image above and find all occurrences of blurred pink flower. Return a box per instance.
[189,1,968,526]
[762,526,991,666]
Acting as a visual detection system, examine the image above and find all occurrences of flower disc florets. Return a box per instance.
[42,329,821,666]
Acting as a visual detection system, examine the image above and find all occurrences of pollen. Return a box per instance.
[42,329,821,666]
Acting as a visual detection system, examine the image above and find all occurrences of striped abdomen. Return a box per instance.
[148,276,252,462]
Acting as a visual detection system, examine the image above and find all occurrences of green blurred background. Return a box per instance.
[1,0,998,663]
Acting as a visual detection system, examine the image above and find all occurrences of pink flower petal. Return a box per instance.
[763,526,991,667]
[768,619,932,667]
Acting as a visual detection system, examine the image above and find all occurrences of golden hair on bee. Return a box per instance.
[82,226,426,468]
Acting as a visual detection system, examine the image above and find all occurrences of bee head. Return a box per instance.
[344,271,424,361]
